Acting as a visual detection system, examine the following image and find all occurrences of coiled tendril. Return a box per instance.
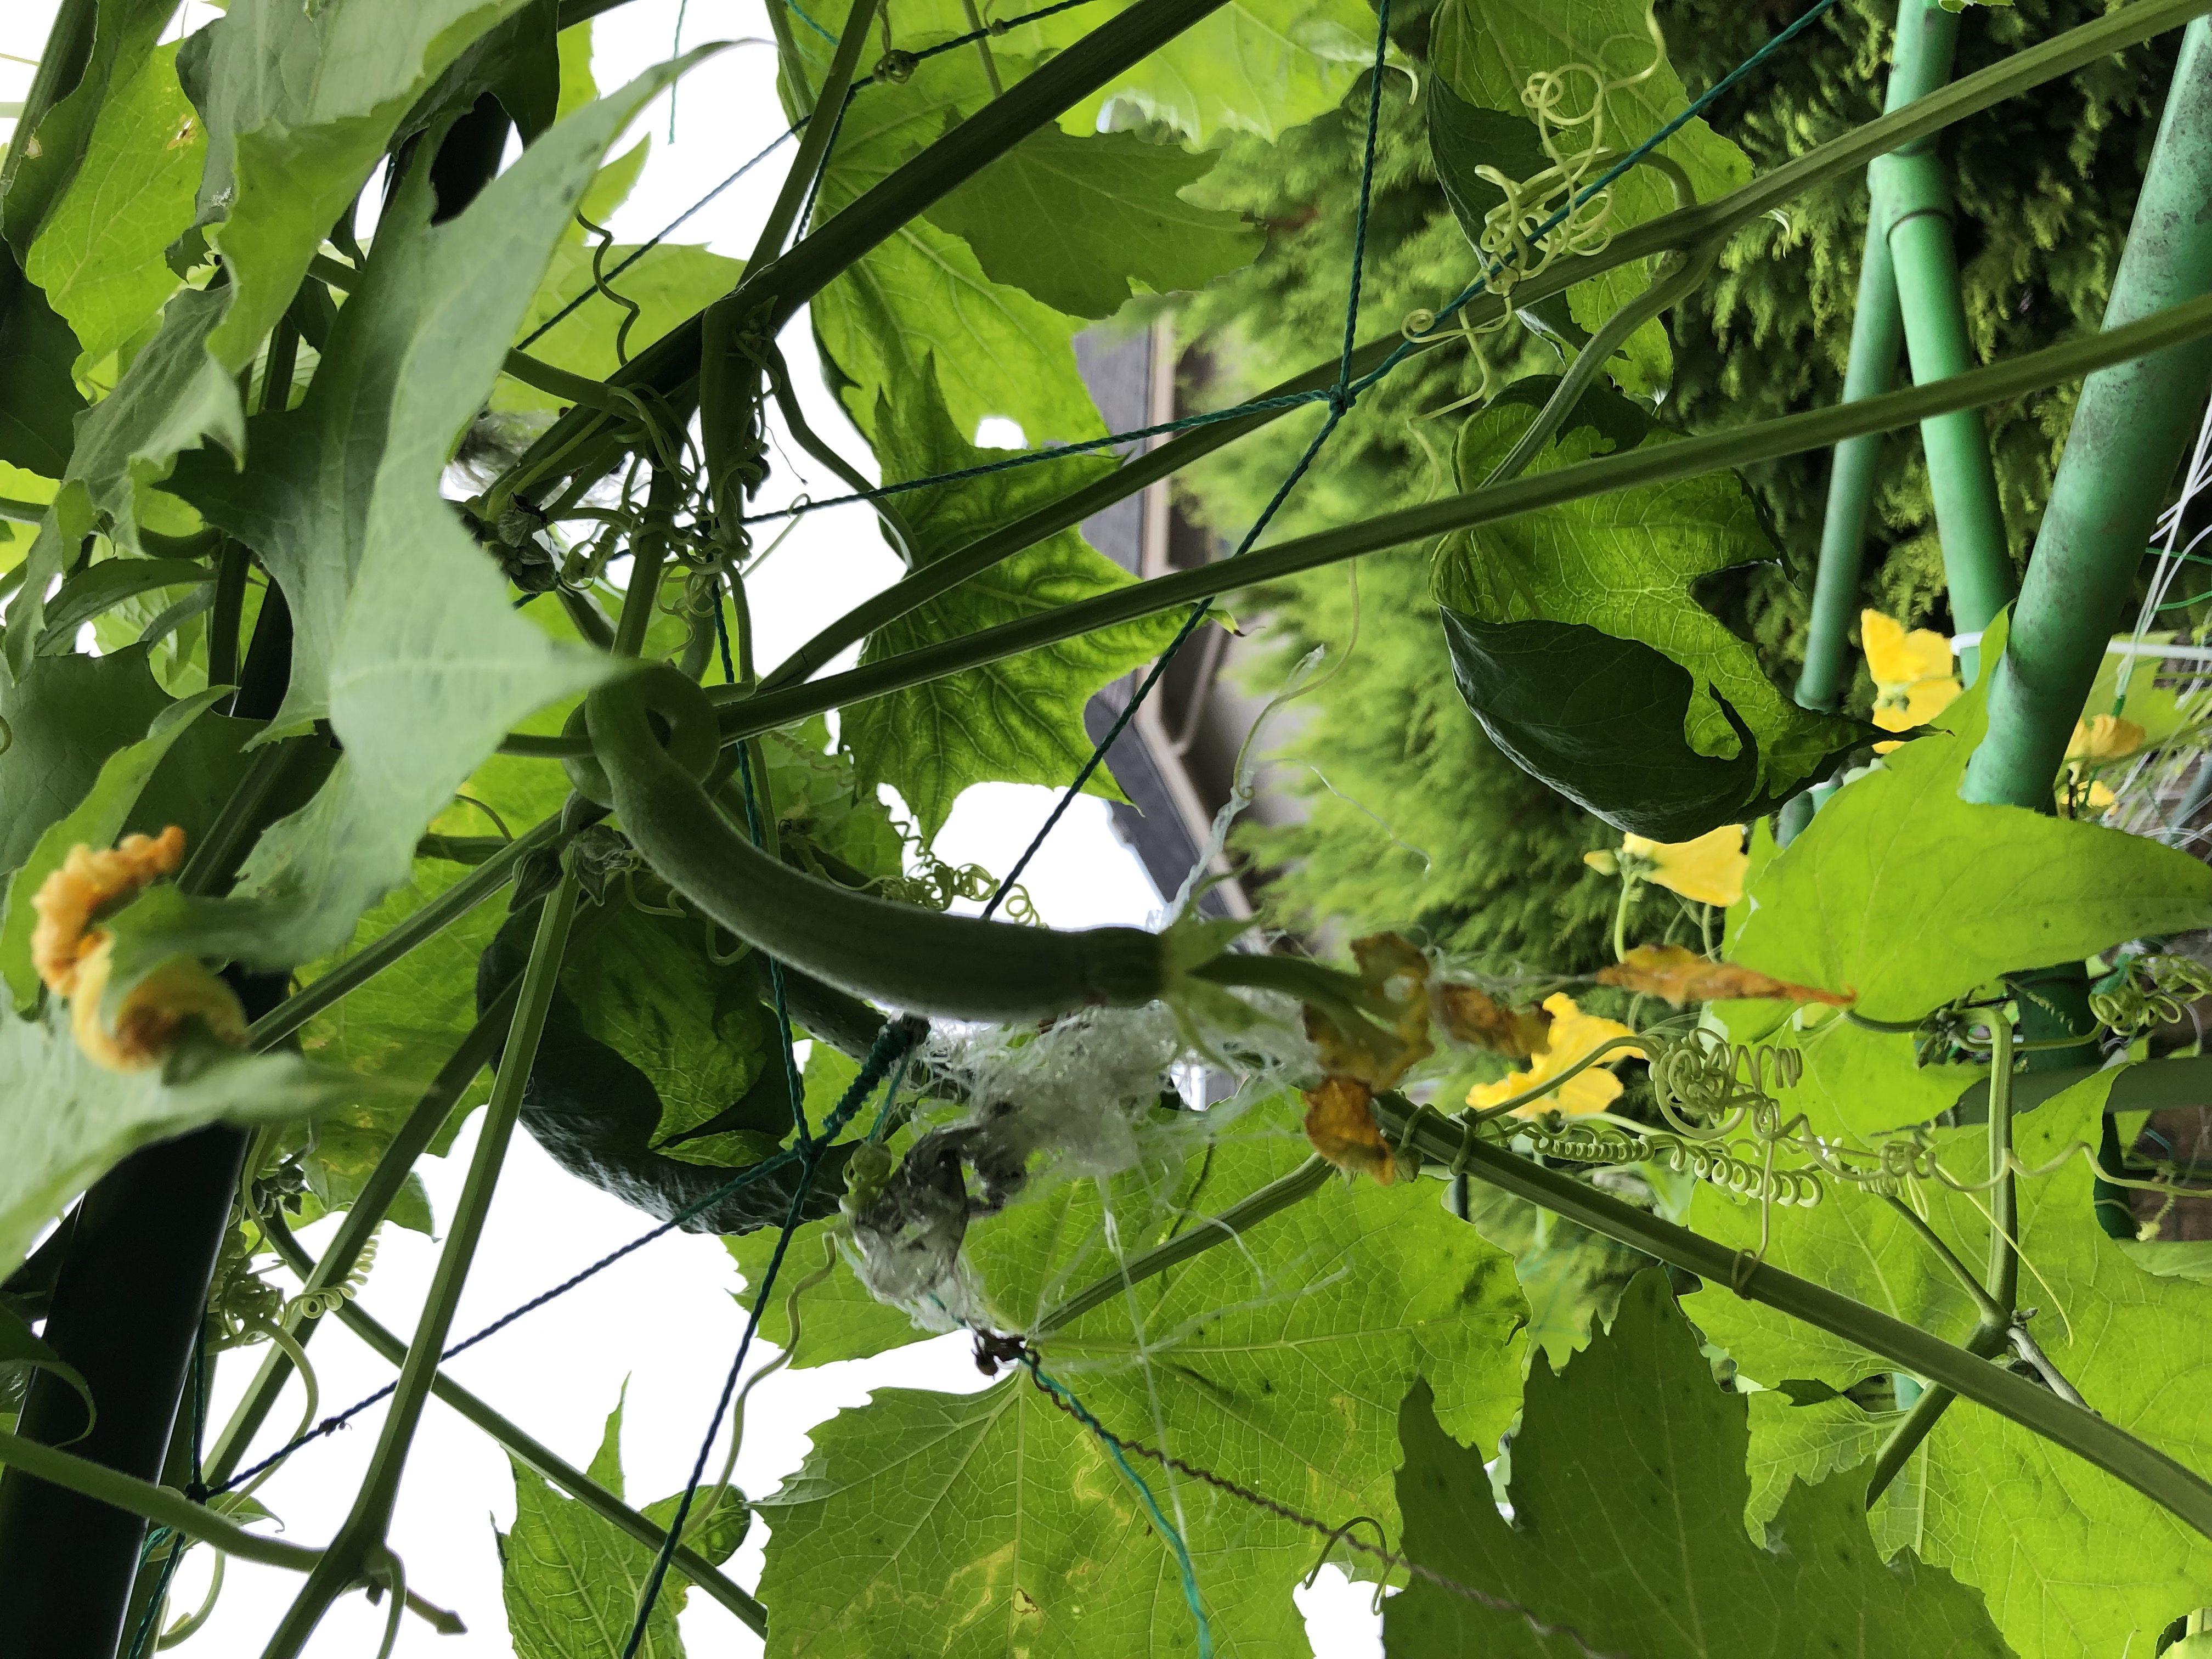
[2091,952,2212,1040]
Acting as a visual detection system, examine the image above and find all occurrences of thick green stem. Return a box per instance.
[260,868,579,1659]
[1866,1017,2020,1504]
[1368,1094,2212,1539]
[705,287,2212,747]
[748,0,882,267]
[1966,16,2212,808]
[257,1217,766,1635]
[613,472,679,659]
[503,0,2212,569]
[244,814,556,1050]
[206,988,521,1487]
[1801,202,1898,713]
[500,0,1243,507]
[1031,1156,1332,1339]
[0,1431,320,1575]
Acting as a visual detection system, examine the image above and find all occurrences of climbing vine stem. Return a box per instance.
[257,864,582,1659]
[1363,1093,2212,1541]
[693,287,2212,753]
[1865,1015,2025,1506]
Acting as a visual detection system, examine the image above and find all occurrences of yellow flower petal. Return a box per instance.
[1861,609,1953,691]
[68,939,246,1072]
[1621,825,1748,908]
[1465,992,1643,1118]
[2067,714,2146,762]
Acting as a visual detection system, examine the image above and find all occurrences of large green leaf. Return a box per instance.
[1425,75,1552,258]
[1384,1272,2011,1657]
[753,1136,1529,1657]
[1691,1072,2212,1659]
[478,891,845,1235]
[494,240,743,416]
[23,41,204,375]
[923,126,1260,319]
[1432,381,1862,834]
[105,64,703,991]
[0,685,228,1011]
[1005,0,1387,144]
[800,36,1104,447]
[0,251,87,479]
[2,285,245,680]
[1428,0,1752,390]
[0,1002,363,1280]
[840,375,1178,838]
[499,1389,749,1657]
[1741,1389,1924,1558]
[559,901,782,1167]
[0,646,172,884]
[176,0,528,373]
[0,0,176,256]
[1728,614,2212,1027]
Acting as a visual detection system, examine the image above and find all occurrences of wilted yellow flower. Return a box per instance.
[1466,993,1644,1118]
[2068,714,2146,763]
[1863,609,1961,750]
[30,825,244,1071]
[67,939,246,1071]
[1585,825,1748,908]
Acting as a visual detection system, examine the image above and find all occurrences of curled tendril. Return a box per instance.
[1301,1515,1393,1615]
[2091,952,2212,1039]
[287,1229,380,1322]
[1645,1029,1802,1122]
[1403,1,1668,419]
[1518,1120,1825,1206]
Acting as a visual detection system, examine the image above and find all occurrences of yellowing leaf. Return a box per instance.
[1466,992,1641,1118]
[1595,944,1853,1008]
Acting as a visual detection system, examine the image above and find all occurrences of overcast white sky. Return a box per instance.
[0,5,1378,1652]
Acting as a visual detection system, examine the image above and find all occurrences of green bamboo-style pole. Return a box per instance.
[1805,0,2012,713]
[1965,17,2212,809]
[1799,216,1901,712]
[1875,0,2015,681]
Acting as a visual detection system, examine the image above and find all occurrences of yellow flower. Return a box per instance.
[30,825,244,1071]
[1466,993,1644,1118]
[1616,825,1748,908]
[1862,609,1961,749]
[2067,714,2146,763]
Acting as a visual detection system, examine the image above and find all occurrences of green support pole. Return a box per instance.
[1801,0,2015,716]
[1875,3,2016,684]
[1963,18,2212,1085]
[1799,222,1904,712]
[1965,17,2212,811]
